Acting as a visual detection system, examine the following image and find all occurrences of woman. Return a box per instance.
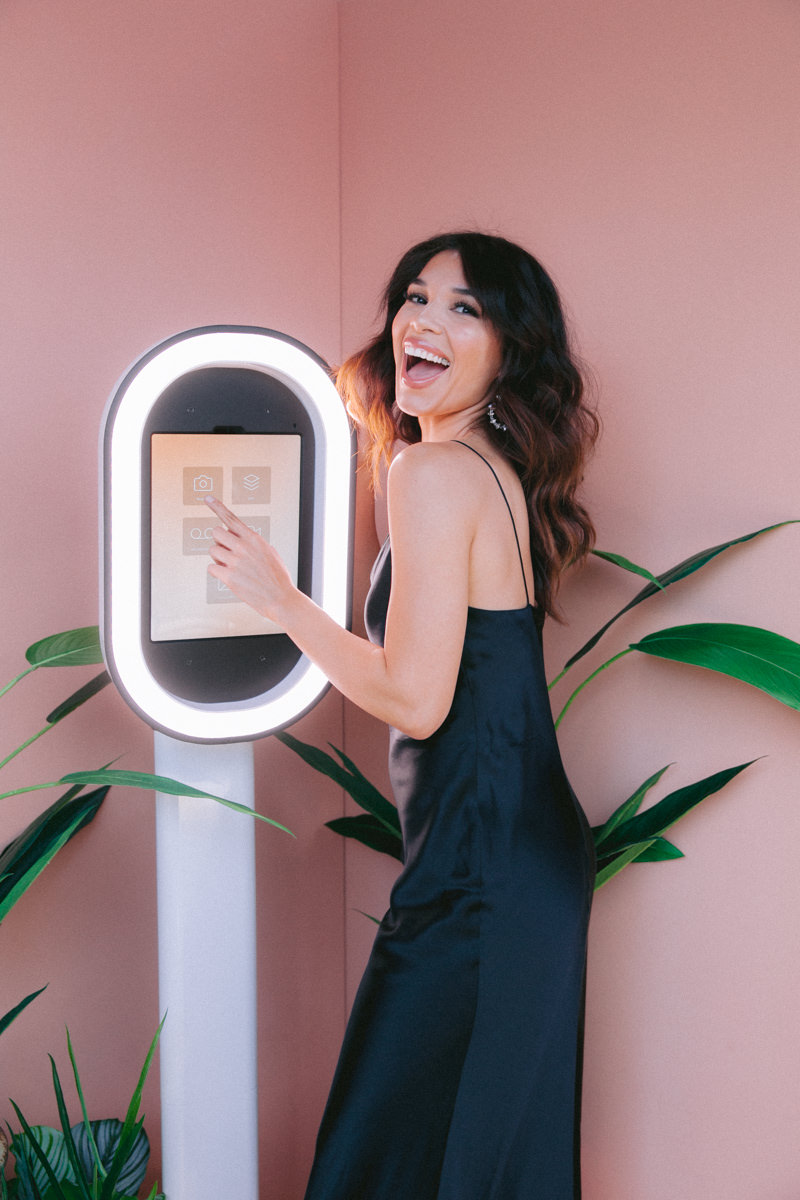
[206,231,599,1199]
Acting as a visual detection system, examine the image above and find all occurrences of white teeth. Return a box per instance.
[404,342,450,367]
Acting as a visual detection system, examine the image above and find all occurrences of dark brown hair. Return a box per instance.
[338,231,599,617]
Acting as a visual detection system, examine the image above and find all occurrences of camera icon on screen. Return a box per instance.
[183,467,222,505]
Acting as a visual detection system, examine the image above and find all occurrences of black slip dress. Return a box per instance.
[304,442,594,1200]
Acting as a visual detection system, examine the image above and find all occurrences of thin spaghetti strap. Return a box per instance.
[451,440,530,607]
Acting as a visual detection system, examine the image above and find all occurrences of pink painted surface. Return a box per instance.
[338,0,800,1196]
[2,0,799,1196]
[0,2,344,1197]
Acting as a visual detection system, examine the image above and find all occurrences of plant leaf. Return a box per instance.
[325,815,404,862]
[65,1031,104,1185]
[631,836,684,862]
[631,623,800,710]
[596,835,684,868]
[1,784,84,868]
[354,909,381,925]
[45,673,112,726]
[25,629,103,669]
[0,789,108,923]
[69,1122,149,1199]
[602,761,755,851]
[0,986,48,1038]
[563,522,799,672]
[41,1187,112,1200]
[47,1058,92,1200]
[591,550,665,590]
[327,744,402,834]
[592,765,672,848]
[594,840,656,889]
[98,1018,164,1200]
[8,1115,71,1200]
[274,731,400,834]
[58,771,294,836]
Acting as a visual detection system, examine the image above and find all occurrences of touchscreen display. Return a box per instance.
[150,433,301,642]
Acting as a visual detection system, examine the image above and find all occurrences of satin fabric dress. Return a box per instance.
[304,447,594,1199]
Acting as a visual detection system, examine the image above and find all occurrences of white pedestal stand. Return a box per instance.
[154,732,259,1200]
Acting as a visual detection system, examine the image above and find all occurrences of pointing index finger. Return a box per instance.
[204,494,240,530]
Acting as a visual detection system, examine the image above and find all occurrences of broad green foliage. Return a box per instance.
[557,520,798,676]
[2,626,290,1038]
[5,1026,164,1200]
[276,520,799,891]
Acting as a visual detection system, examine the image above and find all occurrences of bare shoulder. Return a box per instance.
[388,441,486,514]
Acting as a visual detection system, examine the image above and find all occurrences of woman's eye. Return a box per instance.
[455,301,480,317]
[405,291,426,305]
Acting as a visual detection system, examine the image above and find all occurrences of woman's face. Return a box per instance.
[391,250,503,430]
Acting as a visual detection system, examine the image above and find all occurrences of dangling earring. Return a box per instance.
[487,395,508,432]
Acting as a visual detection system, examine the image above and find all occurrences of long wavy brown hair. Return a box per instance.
[338,231,599,618]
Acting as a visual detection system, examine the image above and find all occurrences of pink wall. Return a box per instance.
[338,0,800,1196]
[0,2,346,1196]
[2,0,799,1197]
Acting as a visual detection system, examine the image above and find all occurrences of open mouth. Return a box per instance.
[403,342,451,384]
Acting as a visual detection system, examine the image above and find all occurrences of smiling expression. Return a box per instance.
[391,250,503,433]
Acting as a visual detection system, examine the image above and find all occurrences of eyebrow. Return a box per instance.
[409,277,480,301]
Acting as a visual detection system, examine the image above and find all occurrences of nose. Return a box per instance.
[410,300,443,334]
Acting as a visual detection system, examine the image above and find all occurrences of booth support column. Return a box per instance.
[154,733,259,1200]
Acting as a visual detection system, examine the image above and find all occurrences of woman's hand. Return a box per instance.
[204,495,296,625]
[201,444,475,739]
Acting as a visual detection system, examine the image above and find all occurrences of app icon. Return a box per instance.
[206,572,242,605]
[243,516,270,541]
[232,466,271,505]
[183,467,222,506]
[183,518,216,555]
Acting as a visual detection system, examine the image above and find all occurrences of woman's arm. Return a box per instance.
[206,442,474,738]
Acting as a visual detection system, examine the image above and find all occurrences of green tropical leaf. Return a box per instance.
[354,909,382,925]
[326,745,401,834]
[0,986,48,1037]
[40,1187,125,1200]
[47,1058,92,1200]
[562,522,798,673]
[631,837,684,862]
[275,731,400,835]
[45,673,111,726]
[326,815,404,861]
[69,1122,148,1198]
[0,788,108,923]
[8,1117,72,1200]
[65,1030,104,1185]
[591,550,665,590]
[25,628,103,669]
[631,623,800,711]
[97,1019,164,1200]
[555,621,800,729]
[601,761,755,851]
[596,834,684,868]
[593,765,672,848]
[594,840,656,889]
[57,771,294,836]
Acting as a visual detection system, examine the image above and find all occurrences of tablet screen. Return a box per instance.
[150,432,301,642]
